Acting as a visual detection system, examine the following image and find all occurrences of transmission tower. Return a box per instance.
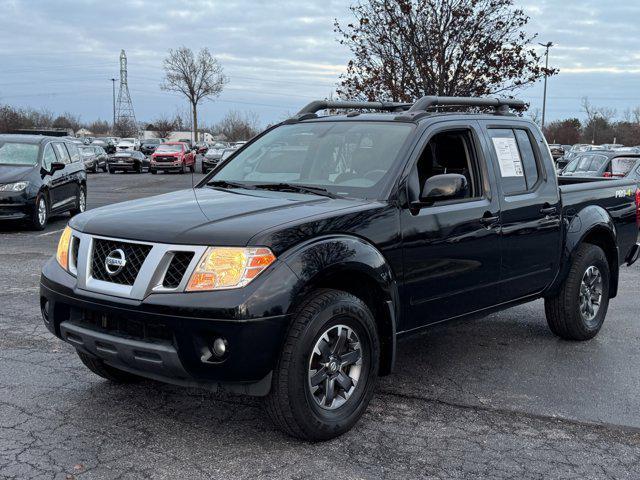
[115,49,137,132]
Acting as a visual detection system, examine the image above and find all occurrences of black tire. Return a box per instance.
[76,350,143,383]
[179,163,185,174]
[544,243,610,341]
[107,166,113,174]
[101,165,107,172]
[27,192,49,230]
[265,289,380,441]
[189,164,195,173]
[150,168,157,175]
[69,185,86,216]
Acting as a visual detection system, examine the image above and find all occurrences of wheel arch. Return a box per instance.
[281,235,399,376]
[548,206,619,298]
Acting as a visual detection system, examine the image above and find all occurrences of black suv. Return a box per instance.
[40,98,640,441]
[0,134,87,229]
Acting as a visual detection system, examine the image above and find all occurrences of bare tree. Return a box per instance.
[161,47,228,142]
[86,119,110,134]
[211,110,260,142]
[335,0,557,102]
[150,116,175,139]
[113,118,138,137]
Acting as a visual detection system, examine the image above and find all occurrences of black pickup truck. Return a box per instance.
[40,97,640,441]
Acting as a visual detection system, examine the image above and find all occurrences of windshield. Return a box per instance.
[208,121,414,198]
[566,154,607,174]
[0,142,40,166]
[143,139,160,144]
[79,147,94,157]
[211,143,227,149]
[610,157,639,176]
[156,144,183,153]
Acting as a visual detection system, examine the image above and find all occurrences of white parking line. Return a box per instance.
[38,228,64,237]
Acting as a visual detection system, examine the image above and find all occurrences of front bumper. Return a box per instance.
[0,191,31,220]
[40,259,292,395]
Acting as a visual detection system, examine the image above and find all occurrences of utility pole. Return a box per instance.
[539,42,553,130]
[110,78,116,131]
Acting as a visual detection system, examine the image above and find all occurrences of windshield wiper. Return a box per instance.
[252,183,340,199]
[206,180,256,190]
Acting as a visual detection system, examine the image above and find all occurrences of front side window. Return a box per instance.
[610,157,638,177]
[415,129,482,200]
[210,121,414,199]
[0,142,40,166]
[42,144,56,170]
[53,143,71,164]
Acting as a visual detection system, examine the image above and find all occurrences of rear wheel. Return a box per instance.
[27,193,48,230]
[76,351,143,383]
[544,243,610,340]
[265,289,379,441]
[150,168,157,174]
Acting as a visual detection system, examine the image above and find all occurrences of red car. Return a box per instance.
[150,142,196,174]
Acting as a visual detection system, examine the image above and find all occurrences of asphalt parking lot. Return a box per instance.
[1,168,640,479]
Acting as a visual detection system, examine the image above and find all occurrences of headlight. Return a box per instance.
[56,226,73,271]
[186,247,276,291]
[0,181,29,192]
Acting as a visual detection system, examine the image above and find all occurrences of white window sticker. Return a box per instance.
[492,137,524,177]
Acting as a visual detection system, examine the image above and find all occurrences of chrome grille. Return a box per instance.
[91,239,152,285]
[163,252,194,288]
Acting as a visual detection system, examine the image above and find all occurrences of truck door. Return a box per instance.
[480,121,562,300]
[400,121,502,330]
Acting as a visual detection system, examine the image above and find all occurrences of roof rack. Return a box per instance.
[287,96,526,123]
[299,100,412,114]
[409,96,526,114]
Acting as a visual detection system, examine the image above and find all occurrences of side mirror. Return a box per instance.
[46,162,66,174]
[410,173,468,208]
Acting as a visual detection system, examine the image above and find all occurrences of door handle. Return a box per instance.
[480,212,500,227]
[540,205,557,216]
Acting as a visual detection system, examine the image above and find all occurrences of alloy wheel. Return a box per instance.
[78,189,86,212]
[308,324,363,410]
[37,197,47,226]
[579,265,603,322]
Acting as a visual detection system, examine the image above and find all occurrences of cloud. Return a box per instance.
[0,0,638,125]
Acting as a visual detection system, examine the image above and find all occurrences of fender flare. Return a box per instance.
[547,205,619,298]
[280,234,400,375]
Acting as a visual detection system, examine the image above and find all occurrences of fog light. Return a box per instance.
[212,338,227,357]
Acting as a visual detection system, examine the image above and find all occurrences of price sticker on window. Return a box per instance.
[492,137,524,177]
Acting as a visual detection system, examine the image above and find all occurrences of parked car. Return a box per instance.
[40,96,640,441]
[116,138,140,152]
[92,137,118,154]
[202,144,233,173]
[178,138,194,150]
[0,134,86,229]
[140,138,164,155]
[150,142,196,174]
[195,142,209,155]
[78,145,107,173]
[107,150,149,173]
[548,144,565,160]
[559,151,639,179]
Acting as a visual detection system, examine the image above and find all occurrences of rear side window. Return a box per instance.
[488,128,540,195]
[53,143,71,164]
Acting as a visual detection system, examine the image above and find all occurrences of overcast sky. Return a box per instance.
[1,0,639,128]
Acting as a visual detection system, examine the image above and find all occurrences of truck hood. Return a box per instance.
[70,187,371,246]
[0,165,35,184]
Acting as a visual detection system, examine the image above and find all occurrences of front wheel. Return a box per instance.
[265,289,379,441]
[27,193,49,230]
[544,243,610,341]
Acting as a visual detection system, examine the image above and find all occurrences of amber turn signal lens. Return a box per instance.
[186,247,276,291]
[56,226,73,271]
